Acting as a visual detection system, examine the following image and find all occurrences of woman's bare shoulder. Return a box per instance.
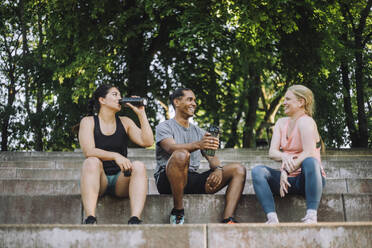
[118,116,132,124]
[298,115,316,125]
[297,115,317,131]
[80,116,94,124]
[275,117,289,126]
[118,116,135,132]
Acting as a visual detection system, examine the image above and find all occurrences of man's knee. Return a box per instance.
[231,163,246,178]
[172,149,190,161]
[169,149,190,170]
[82,157,102,174]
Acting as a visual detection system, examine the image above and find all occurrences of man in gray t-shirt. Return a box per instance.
[155,88,246,225]
[154,118,205,180]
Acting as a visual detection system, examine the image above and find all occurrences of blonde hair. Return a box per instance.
[288,85,315,117]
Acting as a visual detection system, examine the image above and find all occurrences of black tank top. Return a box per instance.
[93,115,129,175]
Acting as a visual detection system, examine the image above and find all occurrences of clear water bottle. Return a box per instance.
[204,125,220,157]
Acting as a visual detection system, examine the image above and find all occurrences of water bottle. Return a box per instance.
[123,170,131,177]
[119,97,146,107]
[204,125,220,157]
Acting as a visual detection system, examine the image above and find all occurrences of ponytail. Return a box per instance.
[87,84,115,116]
[72,84,116,135]
[87,98,98,116]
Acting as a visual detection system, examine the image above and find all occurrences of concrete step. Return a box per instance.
[0,156,372,167]
[0,168,82,180]
[0,222,371,248]
[207,223,372,248]
[1,178,371,195]
[1,194,371,224]
[2,147,372,155]
[0,157,372,169]
[1,149,371,161]
[1,163,372,180]
[1,159,371,173]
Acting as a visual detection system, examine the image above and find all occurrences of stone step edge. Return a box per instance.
[2,154,372,158]
[1,193,371,196]
[1,221,371,227]
[2,222,371,248]
[2,177,371,180]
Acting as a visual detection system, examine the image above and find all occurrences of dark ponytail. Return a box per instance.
[87,98,98,116]
[87,84,115,116]
[72,84,116,135]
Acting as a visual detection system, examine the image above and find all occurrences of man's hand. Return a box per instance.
[206,169,223,192]
[199,133,219,150]
[279,170,291,197]
[114,154,133,173]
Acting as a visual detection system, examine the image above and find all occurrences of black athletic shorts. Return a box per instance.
[156,169,213,194]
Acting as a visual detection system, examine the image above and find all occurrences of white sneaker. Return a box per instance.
[301,210,317,223]
[265,218,279,224]
[265,212,279,224]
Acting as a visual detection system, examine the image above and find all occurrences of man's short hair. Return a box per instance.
[169,88,191,108]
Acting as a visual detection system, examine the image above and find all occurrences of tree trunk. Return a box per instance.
[340,45,359,146]
[19,0,31,113]
[33,7,45,151]
[340,0,371,147]
[1,82,16,151]
[255,85,287,140]
[354,35,368,147]
[207,44,220,126]
[0,33,16,150]
[352,0,371,147]
[33,88,44,151]
[125,0,148,96]
[225,94,245,148]
[243,70,261,148]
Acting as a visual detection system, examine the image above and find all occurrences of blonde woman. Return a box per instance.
[251,85,325,224]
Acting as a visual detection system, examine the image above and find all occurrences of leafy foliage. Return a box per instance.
[0,0,371,150]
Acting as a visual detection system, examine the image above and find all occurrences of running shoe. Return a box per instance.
[128,216,142,224]
[84,216,97,224]
[170,208,185,224]
[222,217,238,224]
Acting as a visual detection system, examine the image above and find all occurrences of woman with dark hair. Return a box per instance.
[79,85,153,224]
[251,85,326,224]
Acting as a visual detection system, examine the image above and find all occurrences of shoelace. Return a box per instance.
[265,217,279,224]
[301,215,317,223]
[176,215,183,224]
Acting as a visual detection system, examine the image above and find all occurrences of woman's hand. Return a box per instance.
[114,154,132,173]
[281,153,296,173]
[125,96,145,115]
[280,170,291,197]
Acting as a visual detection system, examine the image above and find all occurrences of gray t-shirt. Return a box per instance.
[154,118,206,181]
